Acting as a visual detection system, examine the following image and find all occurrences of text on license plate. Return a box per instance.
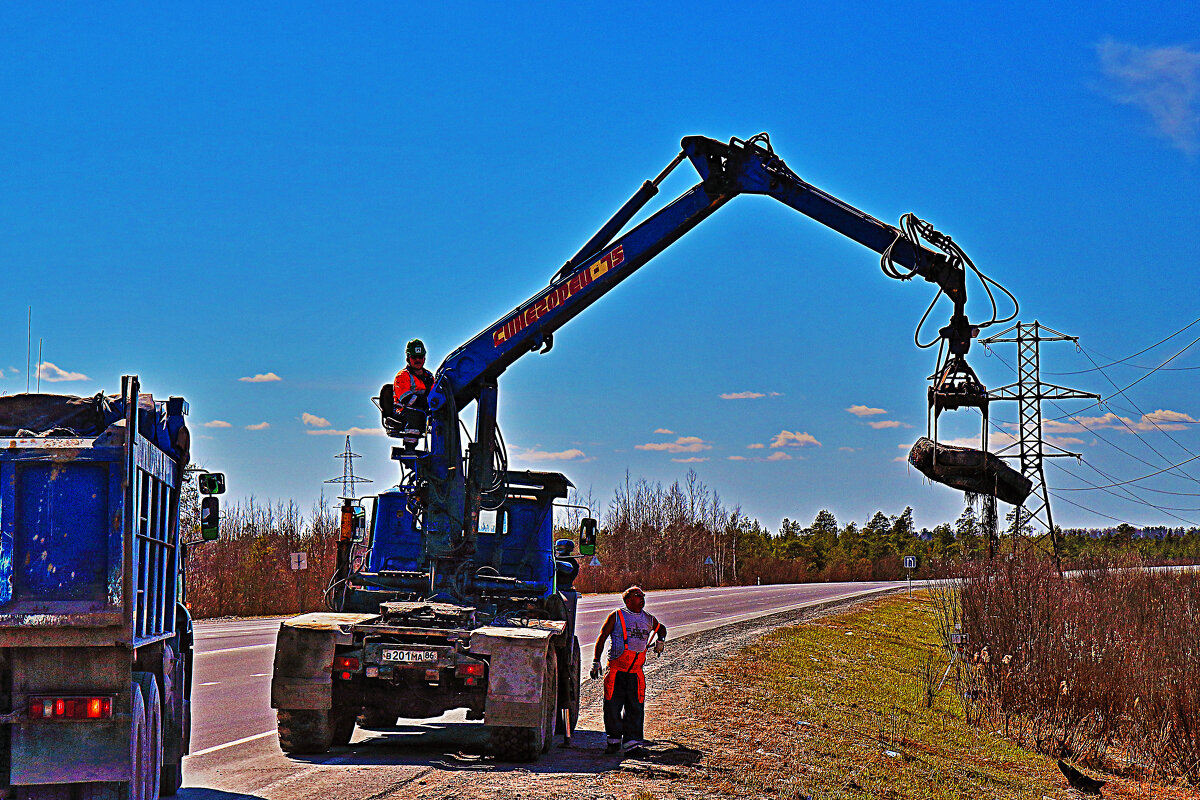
[381,649,438,663]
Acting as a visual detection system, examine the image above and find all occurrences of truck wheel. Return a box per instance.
[330,704,357,747]
[277,709,335,754]
[488,725,540,763]
[133,673,162,800]
[555,637,580,737]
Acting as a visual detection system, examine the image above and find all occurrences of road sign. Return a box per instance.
[588,556,601,567]
[290,552,308,571]
[903,555,916,570]
[704,556,714,565]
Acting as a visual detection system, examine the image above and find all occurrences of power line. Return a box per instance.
[1055,452,1200,491]
[1045,316,1200,375]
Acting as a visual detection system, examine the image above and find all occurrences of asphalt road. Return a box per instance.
[183,581,900,798]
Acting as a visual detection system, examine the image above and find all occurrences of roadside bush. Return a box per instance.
[957,555,1200,783]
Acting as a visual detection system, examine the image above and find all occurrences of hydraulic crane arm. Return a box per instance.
[431,134,971,415]
[409,133,1003,566]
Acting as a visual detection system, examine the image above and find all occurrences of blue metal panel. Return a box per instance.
[13,461,111,603]
[366,490,423,573]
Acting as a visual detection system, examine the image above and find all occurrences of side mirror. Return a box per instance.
[198,472,226,495]
[200,496,220,541]
[578,517,598,556]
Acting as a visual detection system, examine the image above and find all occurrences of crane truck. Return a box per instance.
[0,376,224,798]
[270,133,1025,761]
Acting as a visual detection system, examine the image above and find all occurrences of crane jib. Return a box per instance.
[492,244,626,347]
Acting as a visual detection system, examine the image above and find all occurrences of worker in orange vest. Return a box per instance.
[590,586,667,755]
[393,339,434,448]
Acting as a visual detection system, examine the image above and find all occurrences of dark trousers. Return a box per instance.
[603,671,645,743]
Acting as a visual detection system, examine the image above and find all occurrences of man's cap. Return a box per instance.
[406,339,427,359]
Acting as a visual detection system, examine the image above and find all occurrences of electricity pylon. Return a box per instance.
[325,435,372,501]
[981,321,1099,566]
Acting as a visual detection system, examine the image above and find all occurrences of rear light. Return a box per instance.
[456,662,486,678]
[334,656,360,671]
[28,696,113,720]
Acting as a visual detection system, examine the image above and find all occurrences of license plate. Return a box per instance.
[381,648,438,663]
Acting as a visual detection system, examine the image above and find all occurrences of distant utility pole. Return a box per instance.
[981,321,1099,566]
[325,436,372,501]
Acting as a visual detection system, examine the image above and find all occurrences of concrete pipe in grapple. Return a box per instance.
[908,437,1033,506]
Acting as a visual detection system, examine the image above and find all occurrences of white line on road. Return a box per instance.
[185,730,276,760]
[197,643,275,656]
[198,682,221,686]
[250,673,270,677]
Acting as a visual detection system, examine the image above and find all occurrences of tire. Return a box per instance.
[129,680,149,800]
[488,725,540,762]
[133,673,162,800]
[277,709,335,754]
[555,637,580,737]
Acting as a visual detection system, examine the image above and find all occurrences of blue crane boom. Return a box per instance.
[387,132,996,587]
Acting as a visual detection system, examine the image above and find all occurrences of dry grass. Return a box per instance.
[666,593,1195,799]
[951,558,1200,784]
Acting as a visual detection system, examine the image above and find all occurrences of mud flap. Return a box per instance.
[270,612,378,711]
[470,623,564,728]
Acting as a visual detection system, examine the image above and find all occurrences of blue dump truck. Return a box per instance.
[0,376,221,799]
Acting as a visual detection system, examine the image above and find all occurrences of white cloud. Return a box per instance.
[765,451,793,461]
[727,455,748,461]
[245,422,270,431]
[306,427,385,437]
[721,391,765,400]
[672,457,709,463]
[239,372,282,383]
[1098,39,1200,155]
[1043,409,1197,433]
[653,428,674,435]
[747,443,765,449]
[846,405,886,417]
[769,430,821,448]
[204,420,232,429]
[893,456,910,462]
[36,362,89,382]
[517,448,586,462]
[636,436,711,454]
[868,420,912,430]
[302,413,331,428]
[839,446,857,452]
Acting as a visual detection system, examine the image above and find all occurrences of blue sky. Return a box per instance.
[2,3,1198,533]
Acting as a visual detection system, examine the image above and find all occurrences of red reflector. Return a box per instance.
[55,699,64,717]
[339,671,352,681]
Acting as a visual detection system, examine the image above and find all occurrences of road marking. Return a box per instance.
[185,730,276,759]
[250,673,270,677]
[198,682,221,687]
[197,643,274,656]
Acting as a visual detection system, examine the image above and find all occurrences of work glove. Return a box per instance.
[653,640,665,656]
[590,661,603,680]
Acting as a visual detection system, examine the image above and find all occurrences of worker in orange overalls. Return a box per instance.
[393,339,434,448]
[590,586,667,755]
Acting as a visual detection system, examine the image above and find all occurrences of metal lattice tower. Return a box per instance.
[982,321,1099,565]
[325,435,372,500]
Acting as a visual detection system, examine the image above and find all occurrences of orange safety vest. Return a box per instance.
[393,366,433,408]
[603,611,648,703]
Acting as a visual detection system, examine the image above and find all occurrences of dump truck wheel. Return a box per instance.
[133,673,162,800]
[277,709,336,754]
[330,703,357,746]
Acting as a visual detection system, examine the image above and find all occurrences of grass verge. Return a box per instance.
[664,592,1192,799]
